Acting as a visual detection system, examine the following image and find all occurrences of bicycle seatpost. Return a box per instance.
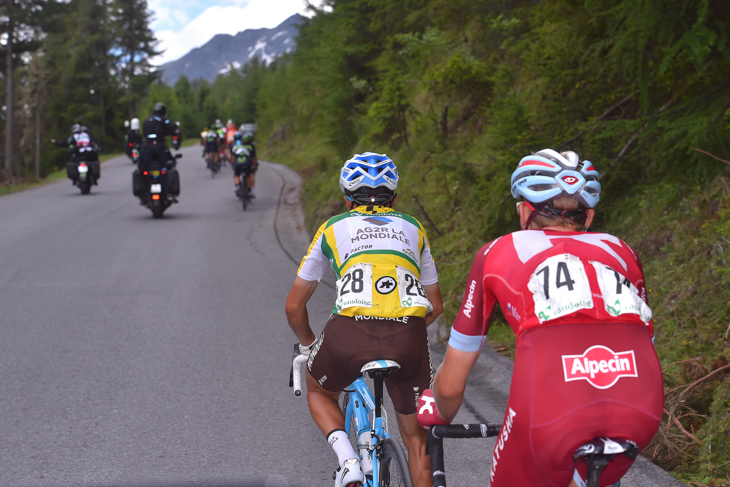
[369,370,387,419]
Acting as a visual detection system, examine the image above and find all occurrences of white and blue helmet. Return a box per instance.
[339,152,399,193]
[510,149,601,208]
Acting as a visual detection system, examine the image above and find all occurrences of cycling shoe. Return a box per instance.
[333,458,363,487]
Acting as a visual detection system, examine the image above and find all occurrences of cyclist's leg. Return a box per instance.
[234,163,242,188]
[304,370,347,436]
[395,412,430,487]
[306,316,368,466]
[247,168,256,189]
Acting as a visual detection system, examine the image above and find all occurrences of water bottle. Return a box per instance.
[358,431,373,475]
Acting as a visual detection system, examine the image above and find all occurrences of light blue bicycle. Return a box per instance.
[290,344,414,487]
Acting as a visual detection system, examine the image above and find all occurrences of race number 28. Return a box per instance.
[335,263,373,312]
[339,268,365,295]
[403,273,427,298]
[396,266,432,312]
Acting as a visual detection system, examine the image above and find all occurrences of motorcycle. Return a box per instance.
[66,152,100,195]
[172,122,182,150]
[127,142,141,164]
[133,153,182,218]
[131,146,140,165]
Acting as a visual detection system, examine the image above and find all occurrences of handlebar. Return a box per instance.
[426,423,501,487]
[288,343,309,397]
[429,423,501,439]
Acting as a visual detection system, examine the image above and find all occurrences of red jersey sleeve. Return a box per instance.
[448,240,499,352]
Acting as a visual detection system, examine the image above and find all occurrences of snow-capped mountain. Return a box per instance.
[158,14,303,84]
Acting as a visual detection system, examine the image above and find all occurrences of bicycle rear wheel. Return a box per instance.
[241,178,249,211]
[378,438,413,487]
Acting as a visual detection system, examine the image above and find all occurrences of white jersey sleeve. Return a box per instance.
[297,223,330,282]
[419,237,438,285]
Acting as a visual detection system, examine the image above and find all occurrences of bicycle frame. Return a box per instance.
[289,344,409,487]
[342,377,390,487]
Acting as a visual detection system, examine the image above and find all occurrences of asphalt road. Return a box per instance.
[0,146,685,486]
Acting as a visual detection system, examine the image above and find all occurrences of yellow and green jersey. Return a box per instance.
[297,205,438,318]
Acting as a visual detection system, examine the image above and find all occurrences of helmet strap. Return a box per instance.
[523,202,546,230]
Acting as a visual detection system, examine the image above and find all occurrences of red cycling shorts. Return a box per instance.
[490,322,664,487]
[307,314,432,415]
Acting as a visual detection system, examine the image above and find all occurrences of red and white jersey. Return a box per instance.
[449,230,653,352]
[74,132,92,149]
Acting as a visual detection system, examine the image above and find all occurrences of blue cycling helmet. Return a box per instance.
[339,152,399,194]
[234,132,242,140]
[510,149,601,209]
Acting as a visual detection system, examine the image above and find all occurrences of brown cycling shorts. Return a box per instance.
[307,314,433,415]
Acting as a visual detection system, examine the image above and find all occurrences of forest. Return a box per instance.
[2,0,729,485]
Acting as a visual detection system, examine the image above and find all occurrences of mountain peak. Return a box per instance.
[157,14,304,84]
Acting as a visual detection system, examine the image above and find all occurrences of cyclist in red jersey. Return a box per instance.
[420,149,664,487]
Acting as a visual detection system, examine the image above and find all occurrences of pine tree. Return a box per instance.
[0,0,56,182]
[111,0,160,118]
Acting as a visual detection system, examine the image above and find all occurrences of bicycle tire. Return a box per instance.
[242,178,249,211]
[378,438,413,487]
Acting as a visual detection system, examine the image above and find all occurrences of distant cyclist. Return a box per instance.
[204,128,219,168]
[217,124,228,163]
[240,132,258,197]
[232,133,252,197]
[224,122,236,161]
[199,127,209,157]
[285,152,442,487]
[420,149,663,487]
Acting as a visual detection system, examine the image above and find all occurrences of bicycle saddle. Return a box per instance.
[361,360,400,376]
[573,437,639,461]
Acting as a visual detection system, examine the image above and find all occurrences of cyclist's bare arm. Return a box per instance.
[432,346,480,422]
[423,283,443,326]
[284,277,319,347]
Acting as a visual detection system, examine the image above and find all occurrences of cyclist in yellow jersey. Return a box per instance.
[286,152,442,487]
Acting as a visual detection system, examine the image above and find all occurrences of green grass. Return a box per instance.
[0,168,68,197]
[0,151,125,197]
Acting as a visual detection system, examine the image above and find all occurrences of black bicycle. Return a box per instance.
[238,173,251,211]
[426,423,637,487]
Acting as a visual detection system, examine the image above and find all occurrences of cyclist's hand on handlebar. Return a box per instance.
[417,389,451,428]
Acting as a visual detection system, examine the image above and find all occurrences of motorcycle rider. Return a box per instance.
[126,118,143,162]
[52,124,101,182]
[51,123,82,151]
[136,102,181,204]
[51,123,101,182]
[140,103,179,169]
